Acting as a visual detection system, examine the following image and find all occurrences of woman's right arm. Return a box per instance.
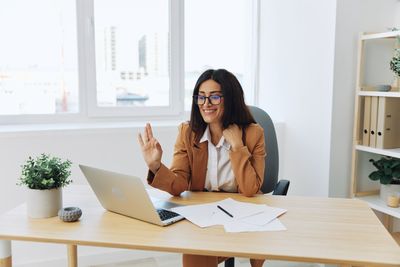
[139,123,191,196]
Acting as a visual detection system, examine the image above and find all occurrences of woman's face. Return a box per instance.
[198,79,224,126]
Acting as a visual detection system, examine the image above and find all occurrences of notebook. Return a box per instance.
[79,164,184,226]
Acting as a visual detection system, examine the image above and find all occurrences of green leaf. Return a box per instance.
[18,154,73,190]
[368,157,400,184]
[369,171,381,181]
[381,175,393,184]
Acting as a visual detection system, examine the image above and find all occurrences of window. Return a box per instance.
[184,0,257,110]
[0,0,78,115]
[85,0,182,117]
[94,0,170,108]
[0,0,258,122]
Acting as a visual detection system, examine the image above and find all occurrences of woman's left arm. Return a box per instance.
[224,125,265,197]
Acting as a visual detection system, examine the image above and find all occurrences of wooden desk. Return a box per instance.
[1,186,400,267]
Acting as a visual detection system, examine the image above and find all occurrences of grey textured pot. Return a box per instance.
[27,188,63,218]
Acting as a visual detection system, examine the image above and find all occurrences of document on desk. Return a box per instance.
[171,198,287,232]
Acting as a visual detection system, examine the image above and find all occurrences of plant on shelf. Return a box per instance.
[390,48,400,77]
[368,157,400,184]
[18,153,72,190]
[389,31,400,90]
[18,153,73,218]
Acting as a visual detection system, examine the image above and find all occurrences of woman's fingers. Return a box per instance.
[146,123,154,140]
[137,133,145,147]
[138,127,159,147]
[143,125,149,142]
[154,140,163,152]
[138,124,161,151]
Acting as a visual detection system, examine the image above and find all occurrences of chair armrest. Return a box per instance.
[224,257,234,267]
[272,180,290,196]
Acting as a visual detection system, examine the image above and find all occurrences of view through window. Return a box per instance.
[0,0,78,115]
[0,0,256,118]
[94,0,170,108]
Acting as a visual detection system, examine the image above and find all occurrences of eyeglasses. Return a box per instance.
[193,95,224,105]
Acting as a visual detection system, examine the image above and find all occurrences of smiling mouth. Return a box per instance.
[202,109,217,113]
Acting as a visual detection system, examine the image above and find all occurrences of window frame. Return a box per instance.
[84,0,184,118]
[0,0,259,124]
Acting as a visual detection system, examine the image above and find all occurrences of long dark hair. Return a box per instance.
[189,69,255,141]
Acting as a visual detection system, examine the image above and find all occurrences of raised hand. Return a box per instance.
[137,123,163,173]
[222,124,243,151]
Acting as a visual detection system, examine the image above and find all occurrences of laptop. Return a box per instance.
[79,164,184,226]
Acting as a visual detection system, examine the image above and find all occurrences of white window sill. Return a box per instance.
[0,120,183,135]
[0,120,284,136]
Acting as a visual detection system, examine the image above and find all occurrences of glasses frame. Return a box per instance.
[193,95,224,105]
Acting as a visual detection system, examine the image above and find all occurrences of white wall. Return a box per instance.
[329,0,399,198]
[258,0,337,197]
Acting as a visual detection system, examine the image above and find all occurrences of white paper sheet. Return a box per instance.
[240,206,287,226]
[171,198,287,232]
[171,202,218,227]
[223,218,287,233]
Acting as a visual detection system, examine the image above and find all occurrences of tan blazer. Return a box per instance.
[147,123,266,196]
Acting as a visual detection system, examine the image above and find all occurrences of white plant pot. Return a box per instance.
[380,184,400,203]
[0,240,11,258]
[27,188,63,218]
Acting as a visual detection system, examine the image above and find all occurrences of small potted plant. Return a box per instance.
[18,154,72,218]
[369,157,400,203]
[389,34,400,90]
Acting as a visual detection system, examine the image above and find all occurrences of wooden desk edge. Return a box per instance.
[1,235,399,267]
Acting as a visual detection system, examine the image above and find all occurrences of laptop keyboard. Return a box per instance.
[157,209,180,221]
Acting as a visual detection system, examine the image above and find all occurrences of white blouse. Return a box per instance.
[200,126,238,192]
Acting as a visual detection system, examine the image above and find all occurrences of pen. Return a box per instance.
[217,205,234,218]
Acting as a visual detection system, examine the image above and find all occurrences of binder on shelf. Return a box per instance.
[362,96,371,146]
[369,96,378,147]
[376,97,400,149]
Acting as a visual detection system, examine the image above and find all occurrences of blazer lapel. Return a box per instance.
[191,141,208,191]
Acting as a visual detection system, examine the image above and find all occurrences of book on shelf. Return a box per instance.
[369,96,378,147]
[376,97,400,149]
[362,96,371,146]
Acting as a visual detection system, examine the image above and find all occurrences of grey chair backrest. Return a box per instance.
[248,105,279,194]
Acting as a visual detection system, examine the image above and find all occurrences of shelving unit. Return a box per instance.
[350,31,400,244]
[358,91,400,97]
[355,145,400,159]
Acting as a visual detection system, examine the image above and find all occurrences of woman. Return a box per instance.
[138,69,265,267]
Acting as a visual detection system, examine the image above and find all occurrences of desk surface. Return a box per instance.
[1,186,400,266]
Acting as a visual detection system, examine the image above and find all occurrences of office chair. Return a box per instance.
[224,106,290,267]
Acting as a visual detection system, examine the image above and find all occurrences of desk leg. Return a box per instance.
[382,214,393,232]
[0,240,11,267]
[67,244,77,267]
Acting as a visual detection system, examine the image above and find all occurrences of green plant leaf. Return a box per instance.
[384,167,393,176]
[381,175,393,184]
[369,171,381,181]
[369,156,400,184]
[17,154,72,190]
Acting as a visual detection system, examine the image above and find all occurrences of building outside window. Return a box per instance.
[94,0,170,108]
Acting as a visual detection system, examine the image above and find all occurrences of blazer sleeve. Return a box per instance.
[229,125,265,197]
[147,123,191,196]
